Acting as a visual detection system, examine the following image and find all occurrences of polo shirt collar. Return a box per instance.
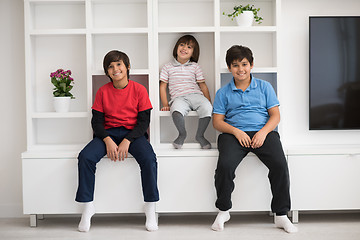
[230,74,257,91]
[172,58,191,66]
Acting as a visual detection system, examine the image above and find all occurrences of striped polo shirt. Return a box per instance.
[160,59,205,99]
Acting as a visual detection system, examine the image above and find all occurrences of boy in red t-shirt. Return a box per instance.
[75,50,159,232]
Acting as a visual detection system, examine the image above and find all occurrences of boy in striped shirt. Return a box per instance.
[160,35,212,149]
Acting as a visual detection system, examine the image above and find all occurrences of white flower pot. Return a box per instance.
[53,96,71,113]
[235,11,254,27]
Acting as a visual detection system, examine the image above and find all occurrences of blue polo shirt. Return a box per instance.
[213,76,279,131]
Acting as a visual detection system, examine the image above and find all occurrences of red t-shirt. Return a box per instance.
[92,80,152,130]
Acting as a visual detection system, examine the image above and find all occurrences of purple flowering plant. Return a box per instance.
[50,69,75,99]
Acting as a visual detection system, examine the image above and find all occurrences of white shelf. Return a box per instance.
[158,27,216,33]
[158,111,199,117]
[29,29,86,35]
[91,28,149,34]
[220,26,277,32]
[27,0,85,2]
[31,112,90,119]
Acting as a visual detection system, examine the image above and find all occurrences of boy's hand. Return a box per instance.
[118,138,131,161]
[104,137,119,161]
[234,129,252,148]
[161,106,170,111]
[251,130,267,148]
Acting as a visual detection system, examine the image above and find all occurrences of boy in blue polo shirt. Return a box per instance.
[211,45,297,233]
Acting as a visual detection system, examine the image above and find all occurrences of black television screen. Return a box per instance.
[309,16,360,130]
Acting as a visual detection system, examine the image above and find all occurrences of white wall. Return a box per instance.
[0,0,26,217]
[1,0,360,218]
[280,0,360,146]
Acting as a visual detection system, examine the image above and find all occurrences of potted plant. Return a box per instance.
[50,68,75,112]
[223,4,263,27]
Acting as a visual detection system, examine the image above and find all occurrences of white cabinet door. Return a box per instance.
[157,155,271,213]
[289,154,360,210]
[22,157,144,214]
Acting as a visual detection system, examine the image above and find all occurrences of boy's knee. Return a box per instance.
[218,133,237,149]
[198,102,212,118]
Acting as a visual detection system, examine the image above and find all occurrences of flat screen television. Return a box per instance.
[309,16,360,130]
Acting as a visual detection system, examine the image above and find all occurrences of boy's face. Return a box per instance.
[228,58,253,83]
[176,42,194,64]
[107,60,128,82]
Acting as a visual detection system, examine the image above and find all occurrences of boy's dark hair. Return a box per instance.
[103,50,130,81]
[226,45,254,68]
[173,35,200,63]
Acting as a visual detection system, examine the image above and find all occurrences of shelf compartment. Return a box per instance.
[220,0,277,27]
[158,32,216,109]
[32,118,92,145]
[220,32,277,69]
[29,35,87,113]
[159,116,216,145]
[92,33,149,73]
[28,1,86,30]
[158,0,214,28]
[91,0,148,29]
[220,72,277,93]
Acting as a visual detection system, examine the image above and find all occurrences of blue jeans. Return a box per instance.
[75,127,159,203]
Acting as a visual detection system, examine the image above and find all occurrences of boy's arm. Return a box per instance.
[213,113,252,148]
[91,109,108,140]
[251,106,280,148]
[159,81,170,111]
[116,109,151,161]
[198,82,211,102]
[91,109,120,161]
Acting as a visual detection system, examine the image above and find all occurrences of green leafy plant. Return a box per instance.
[223,4,263,24]
[50,68,75,98]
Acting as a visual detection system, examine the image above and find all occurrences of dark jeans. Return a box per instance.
[75,127,159,203]
[214,131,290,215]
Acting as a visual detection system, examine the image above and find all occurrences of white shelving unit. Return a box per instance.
[23,0,280,151]
[22,0,282,226]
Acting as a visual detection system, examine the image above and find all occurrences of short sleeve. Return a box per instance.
[195,64,205,82]
[159,65,169,83]
[92,87,104,113]
[212,89,227,115]
[137,84,153,112]
[264,82,280,109]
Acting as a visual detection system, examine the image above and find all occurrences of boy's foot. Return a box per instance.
[173,135,186,149]
[196,136,211,149]
[211,211,230,231]
[275,215,298,233]
[78,202,95,232]
[144,202,158,231]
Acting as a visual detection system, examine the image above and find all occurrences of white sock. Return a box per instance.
[78,202,95,232]
[275,215,298,233]
[211,210,230,231]
[144,202,158,231]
